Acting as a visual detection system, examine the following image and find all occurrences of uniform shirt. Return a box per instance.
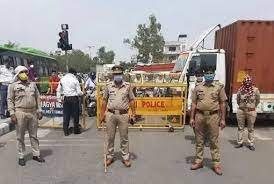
[192,81,227,111]
[7,81,41,115]
[103,81,134,110]
[0,65,14,84]
[237,87,260,109]
[56,73,83,99]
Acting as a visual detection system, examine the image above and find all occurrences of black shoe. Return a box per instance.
[247,145,255,151]
[33,156,45,163]
[235,144,243,148]
[64,131,69,136]
[74,129,81,134]
[18,158,26,166]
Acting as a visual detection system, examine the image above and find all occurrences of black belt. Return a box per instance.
[108,109,128,115]
[196,109,219,116]
[64,96,79,102]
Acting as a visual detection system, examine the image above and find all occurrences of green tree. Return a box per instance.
[97,46,115,64]
[124,14,165,63]
[3,41,19,48]
[53,49,94,73]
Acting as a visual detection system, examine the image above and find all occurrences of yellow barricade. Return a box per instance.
[96,82,187,131]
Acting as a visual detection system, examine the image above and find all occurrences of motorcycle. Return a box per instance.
[86,88,97,117]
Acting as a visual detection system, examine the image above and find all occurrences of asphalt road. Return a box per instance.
[0,117,274,184]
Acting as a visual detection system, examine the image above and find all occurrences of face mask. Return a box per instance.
[18,72,28,81]
[204,73,215,82]
[196,76,203,82]
[113,75,123,83]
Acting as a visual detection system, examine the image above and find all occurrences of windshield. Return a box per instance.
[188,53,217,76]
[172,53,189,72]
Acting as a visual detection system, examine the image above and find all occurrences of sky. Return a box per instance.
[0,0,273,62]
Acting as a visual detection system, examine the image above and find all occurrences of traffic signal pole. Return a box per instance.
[65,50,68,72]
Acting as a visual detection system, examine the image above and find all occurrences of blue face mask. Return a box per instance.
[204,73,215,82]
[113,75,123,83]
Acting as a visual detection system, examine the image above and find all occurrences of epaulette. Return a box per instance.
[213,81,224,88]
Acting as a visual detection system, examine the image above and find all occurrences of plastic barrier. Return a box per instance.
[96,72,187,131]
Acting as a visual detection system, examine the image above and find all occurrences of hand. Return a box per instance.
[37,112,43,120]
[219,120,226,130]
[10,114,17,124]
[189,118,195,128]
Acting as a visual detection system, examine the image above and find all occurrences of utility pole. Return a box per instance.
[88,45,95,72]
[57,24,72,72]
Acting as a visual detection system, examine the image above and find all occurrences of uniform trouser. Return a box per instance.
[0,84,8,116]
[105,112,129,160]
[236,109,257,146]
[15,111,40,159]
[63,96,80,133]
[194,113,221,166]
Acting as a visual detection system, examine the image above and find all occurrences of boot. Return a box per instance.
[18,158,26,166]
[122,159,131,167]
[191,162,203,170]
[212,165,223,175]
[33,156,45,163]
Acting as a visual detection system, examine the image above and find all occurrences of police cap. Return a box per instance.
[112,65,123,74]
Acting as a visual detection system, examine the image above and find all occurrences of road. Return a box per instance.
[0,117,274,184]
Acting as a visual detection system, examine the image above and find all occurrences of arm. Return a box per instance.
[236,91,241,105]
[34,83,42,113]
[219,85,228,129]
[128,85,136,115]
[7,84,15,116]
[56,82,63,101]
[190,88,197,127]
[76,80,83,96]
[255,88,260,107]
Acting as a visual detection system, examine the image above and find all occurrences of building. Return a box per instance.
[163,34,187,63]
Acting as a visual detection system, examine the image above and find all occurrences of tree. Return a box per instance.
[3,41,19,48]
[124,14,165,63]
[97,46,115,64]
[53,49,94,73]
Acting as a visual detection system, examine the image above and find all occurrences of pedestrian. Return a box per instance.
[0,60,14,119]
[27,62,38,82]
[47,70,60,95]
[56,68,83,136]
[235,75,260,151]
[85,72,96,90]
[189,67,227,175]
[7,65,45,166]
[99,65,136,167]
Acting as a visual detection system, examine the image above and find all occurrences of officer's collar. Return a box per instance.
[203,81,215,87]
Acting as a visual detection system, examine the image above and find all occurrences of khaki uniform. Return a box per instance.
[192,81,227,166]
[103,81,134,160]
[236,87,260,146]
[7,81,42,159]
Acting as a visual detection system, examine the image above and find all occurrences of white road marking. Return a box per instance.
[254,132,273,141]
[25,129,51,138]
[25,143,98,147]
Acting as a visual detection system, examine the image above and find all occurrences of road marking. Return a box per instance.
[254,132,273,141]
[25,143,99,147]
[25,129,51,138]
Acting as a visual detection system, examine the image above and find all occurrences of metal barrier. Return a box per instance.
[35,81,88,130]
[96,79,187,131]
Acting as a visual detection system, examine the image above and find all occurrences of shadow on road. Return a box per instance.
[185,135,195,144]
[25,149,53,161]
[228,139,238,146]
[0,142,7,148]
[112,152,138,161]
[185,156,212,169]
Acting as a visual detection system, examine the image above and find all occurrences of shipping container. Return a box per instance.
[214,20,274,99]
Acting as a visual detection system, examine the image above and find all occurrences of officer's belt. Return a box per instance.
[108,109,128,115]
[239,107,256,112]
[16,108,37,113]
[196,109,219,116]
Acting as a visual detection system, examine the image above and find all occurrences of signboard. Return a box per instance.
[135,97,183,115]
[40,95,63,117]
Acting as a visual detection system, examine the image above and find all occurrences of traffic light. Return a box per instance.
[57,28,72,51]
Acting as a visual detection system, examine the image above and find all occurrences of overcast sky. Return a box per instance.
[1,0,273,61]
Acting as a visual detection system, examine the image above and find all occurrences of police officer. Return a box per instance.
[190,67,227,175]
[235,75,260,151]
[100,65,136,167]
[7,66,45,166]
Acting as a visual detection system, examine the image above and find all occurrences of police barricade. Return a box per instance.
[36,81,88,130]
[96,72,187,131]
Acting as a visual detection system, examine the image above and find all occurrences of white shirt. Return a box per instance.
[56,73,83,100]
[0,65,14,84]
[85,78,96,89]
